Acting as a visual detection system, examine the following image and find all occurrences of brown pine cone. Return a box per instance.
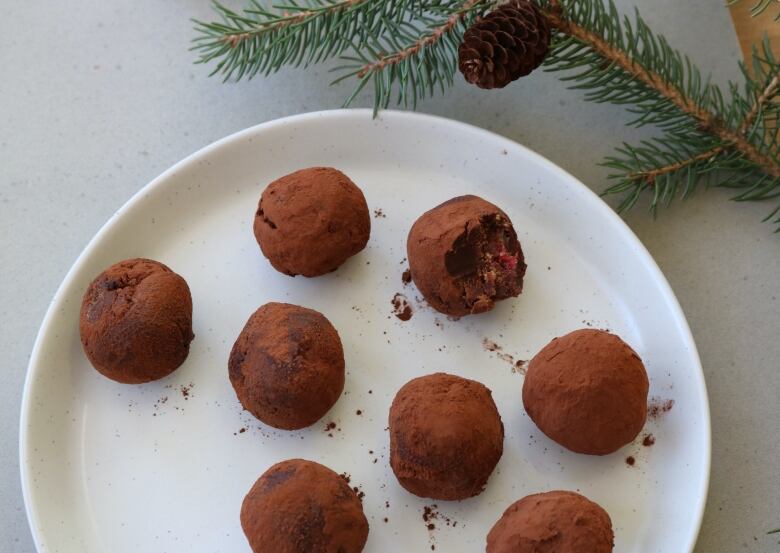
[458,1,551,89]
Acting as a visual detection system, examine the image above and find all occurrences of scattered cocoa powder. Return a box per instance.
[180,383,193,399]
[421,505,457,550]
[642,434,656,447]
[648,397,675,420]
[391,293,413,321]
[374,208,386,218]
[324,421,340,437]
[482,337,526,374]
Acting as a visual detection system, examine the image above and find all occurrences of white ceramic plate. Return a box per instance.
[20,110,710,553]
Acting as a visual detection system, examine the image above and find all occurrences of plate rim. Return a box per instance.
[19,108,711,552]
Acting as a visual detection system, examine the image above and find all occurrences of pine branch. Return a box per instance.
[536,0,780,225]
[192,0,429,80]
[545,3,780,178]
[332,0,489,112]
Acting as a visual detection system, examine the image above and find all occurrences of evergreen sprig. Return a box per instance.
[192,0,780,229]
[540,0,780,225]
[193,0,431,80]
[332,0,489,111]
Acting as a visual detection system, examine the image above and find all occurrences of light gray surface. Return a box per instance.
[0,1,777,551]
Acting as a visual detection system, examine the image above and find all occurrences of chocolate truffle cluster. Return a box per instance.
[76,170,657,553]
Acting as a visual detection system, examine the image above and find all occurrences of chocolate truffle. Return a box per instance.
[254,167,371,277]
[79,258,194,384]
[406,195,526,317]
[389,372,504,500]
[522,329,649,455]
[241,459,369,553]
[229,302,344,430]
[487,491,614,553]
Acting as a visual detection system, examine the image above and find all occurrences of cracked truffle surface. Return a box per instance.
[487,491,614,553]
[241,459,369,553]
[229,302,345,430]
[253,167,371,277]
[389,372,504,500]
[79,258,194,384]
[523,329,649,455]
[406,195,526,317]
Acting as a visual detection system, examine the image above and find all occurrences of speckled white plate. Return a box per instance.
[20,110,710,553]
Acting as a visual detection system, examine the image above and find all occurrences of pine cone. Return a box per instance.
[458,1,551,89]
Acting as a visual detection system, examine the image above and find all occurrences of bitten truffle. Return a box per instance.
[522,329,649,455]
[241,459,369,553]
[487,491,614,553]
[229,302,345,430]
[389,372,504,500]
[79,258,194,384]
[254,167,371,277]
[407,195,526,317]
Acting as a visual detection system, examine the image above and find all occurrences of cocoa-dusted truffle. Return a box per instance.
[241,459,369,553]
[79,258,194,384]
[389,372,504,500]
[407,195,526,317]
[229,302,344,430]
[254,167,370,277]
[487,491,614,553]
[523,329,649,455]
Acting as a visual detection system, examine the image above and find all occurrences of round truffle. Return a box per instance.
[407,195,526,317]
[487,491,614,553]
[79,258,194,384]
[522,329,649,455]
[253,167,371,277]
[241,459,369,553]
[389,372,504,500]
[229,302,345,430]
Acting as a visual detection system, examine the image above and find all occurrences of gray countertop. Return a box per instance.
[1,1,778,551]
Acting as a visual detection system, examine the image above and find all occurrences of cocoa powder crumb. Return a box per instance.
[626,456,636,466]
[648,397,675,420]
[391,293,413,321]
[402,269,412,285]
[356,409,362,416]
[642,434,655,447]
[482,337,525,373]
